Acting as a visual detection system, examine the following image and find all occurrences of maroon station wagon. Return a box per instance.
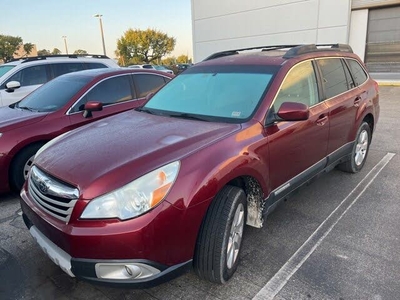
[20,44,379,287]
[0,68,173,193]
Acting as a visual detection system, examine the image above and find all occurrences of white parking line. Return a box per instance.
[253,152,396,300]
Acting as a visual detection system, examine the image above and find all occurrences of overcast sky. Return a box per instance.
[1,0,193,59]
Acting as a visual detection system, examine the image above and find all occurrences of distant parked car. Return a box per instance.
[0,54,119,107]
[127,64,155,69]
[0,68,173,193]
[153,65,174,75]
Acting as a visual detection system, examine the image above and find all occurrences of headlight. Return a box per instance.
[0,133,2,138]
[81,161,180,220]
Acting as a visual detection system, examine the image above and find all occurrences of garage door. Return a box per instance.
[365,6,400,72]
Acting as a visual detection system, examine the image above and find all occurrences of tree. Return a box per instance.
[176,54,192,64]
[22,43,34,57]
[51,48,61,55]
[117,28,175,64]
[161,56,176,66]
[38,49,51,56]
[73,49,88,55]
[0,34,23,62]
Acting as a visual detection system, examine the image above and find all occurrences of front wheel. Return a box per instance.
[194,185,247,283]
[338,122,371,173]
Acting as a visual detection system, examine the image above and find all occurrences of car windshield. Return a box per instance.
[15,75,91,112]
[143,65,277,122]
[0,65,16,77]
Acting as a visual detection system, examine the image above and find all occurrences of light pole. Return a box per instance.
[62,36,68,54]
[93,14,106,55]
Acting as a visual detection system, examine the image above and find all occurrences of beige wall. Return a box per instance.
[13,44,38,59]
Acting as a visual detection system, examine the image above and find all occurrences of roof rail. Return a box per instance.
[203,45,300,61]
[11,54,110,63]
[203,43,353,61]
[282,44,353,58]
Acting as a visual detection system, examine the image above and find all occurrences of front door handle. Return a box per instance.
[316,114,328,126]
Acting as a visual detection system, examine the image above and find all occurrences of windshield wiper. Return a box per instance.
[17,106,38,112]
[135,107,158,115]
[167,112,211,122]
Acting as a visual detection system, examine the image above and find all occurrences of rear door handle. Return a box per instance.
[354,96,361,107]
[316,114,328,126]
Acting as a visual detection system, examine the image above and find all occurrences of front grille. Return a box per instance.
[28,166,79,223]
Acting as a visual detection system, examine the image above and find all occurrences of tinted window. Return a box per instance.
[134,74,167,98]
[347,59,368,86]
[16,75,91,112]
[86,63,108,69]
[0,65,15,78]
[52,63,85,77]
[7,65,48,87]
[273,61,319,110]
[71,75,133,112]
[317,58,349,99]
[342,60,356,89]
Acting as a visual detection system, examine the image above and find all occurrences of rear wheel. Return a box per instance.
[194,185,247,283]
[338,122,371,173]
[9,143,44,192]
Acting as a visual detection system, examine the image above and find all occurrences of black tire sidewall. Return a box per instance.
[220,189,247,282]
[10,143,44,191]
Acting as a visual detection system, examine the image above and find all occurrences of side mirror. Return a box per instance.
[277,102,309,121]
[5,81,21,92]
[83,101,103,118]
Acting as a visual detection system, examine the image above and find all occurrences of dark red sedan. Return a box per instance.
[0,68,173,193]
[20,44,379,287]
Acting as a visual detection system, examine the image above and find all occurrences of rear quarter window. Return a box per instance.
[134,74,167,98]
[347,59,368,86]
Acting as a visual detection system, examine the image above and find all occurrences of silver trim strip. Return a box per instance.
[30,226,74,277]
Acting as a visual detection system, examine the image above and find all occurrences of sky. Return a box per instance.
[1,0,193,59]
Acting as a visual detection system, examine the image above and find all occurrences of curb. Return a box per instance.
[376,81,400,87]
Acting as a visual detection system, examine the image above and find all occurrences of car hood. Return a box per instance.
[0,106,48,132]
[34,110,241,198]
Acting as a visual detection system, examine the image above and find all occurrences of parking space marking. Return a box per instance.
[253,152,395,300]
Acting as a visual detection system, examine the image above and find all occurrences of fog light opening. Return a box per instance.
[95,262,161,280]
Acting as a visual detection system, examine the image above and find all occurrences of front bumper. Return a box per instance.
[22,213,192,288]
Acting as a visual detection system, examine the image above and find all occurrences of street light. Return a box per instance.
[93,14,106,55]
[62,36,68,54]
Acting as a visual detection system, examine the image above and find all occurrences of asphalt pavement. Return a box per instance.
[1,86,399,300]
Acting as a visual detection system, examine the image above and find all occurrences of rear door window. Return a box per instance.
[347,59,368,86]
[133,74,168,98]
[52,63,85,77]
[317,58,349,99]
[85,62,109,69]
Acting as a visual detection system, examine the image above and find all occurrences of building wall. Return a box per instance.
[191,0,351,62]
[349,9,369,62]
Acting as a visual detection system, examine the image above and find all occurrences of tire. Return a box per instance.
[9,143,44,192]
[338,122,371,173]
[194,185,247,283]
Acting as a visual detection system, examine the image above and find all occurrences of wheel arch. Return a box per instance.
[225,176,265,228]
[8,140,48,181]
[362,113,374,136]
